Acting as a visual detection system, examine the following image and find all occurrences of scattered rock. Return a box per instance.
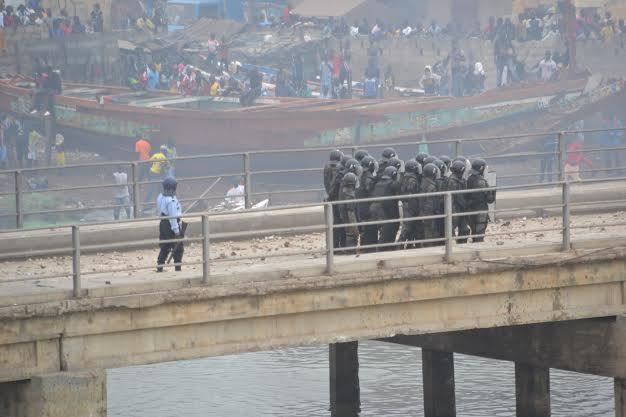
[502,221,511,227]
[496,241,504,246]
[230,251,237,256]
[283,241,290,248]
[105,281,111,285]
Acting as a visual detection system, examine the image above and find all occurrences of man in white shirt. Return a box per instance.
[112,166,131,220]
[538,51,557,82]
[226,178,245,207]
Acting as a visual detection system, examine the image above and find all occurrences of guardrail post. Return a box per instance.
[14,170,23,229]
[444,193,453,261]
[72,225,81,298]
[562,182,571,251]
[202,214,210,283]
[131,162,139,218]
[325,203,335,275]
[244,153,252,209]
[558,132,565,181]
[454,140,462,158]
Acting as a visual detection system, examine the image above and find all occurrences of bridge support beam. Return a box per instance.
[0,370,106,417]
[422,349,456,417]
[515,363,551,417]
[329,342,360,417]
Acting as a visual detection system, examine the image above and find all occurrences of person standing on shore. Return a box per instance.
[134,134,151,181]
[113,165,131,220]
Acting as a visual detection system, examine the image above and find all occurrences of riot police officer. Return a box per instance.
[439,155,452,177]
[357,156,378,251]
[339,172,359,254]
[467,158,496,243]
[377,147,397,178]
[447,160,471,243]
[331,158,360,249]
[323,149,343,198]
[419,163,440,247]
[354,149,369,163]
[157,177,184,272]
[370,166,400,250]
[415,152,429,169]
[433,159,448,240]
[399,159,421,247]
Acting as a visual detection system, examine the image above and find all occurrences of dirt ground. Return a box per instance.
[1,211,624,284]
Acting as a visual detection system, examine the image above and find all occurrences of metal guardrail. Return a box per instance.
[2,176,626,299]
[0,127,625,229]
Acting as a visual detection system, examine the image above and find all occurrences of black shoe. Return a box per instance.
[175,266,182,272]
[156,267,163,273]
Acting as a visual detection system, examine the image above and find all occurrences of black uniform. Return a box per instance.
[338,181,359,253]
[323,160,341,198]
[419,177,439,246]
[446,175,471,243]
[329,166,347,249]
[370,176,400,250]
[466,170,496,242]
[357,170,377,250]
[434,176,447,243]
[399,172,420,245]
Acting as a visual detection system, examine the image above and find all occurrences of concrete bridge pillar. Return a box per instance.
[329,342,360,417]
[515,363,550,417]
[0,370,106,417]
[615,379,626,417]
[422,349,456,417]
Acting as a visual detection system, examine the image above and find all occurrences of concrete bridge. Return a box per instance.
[1,235,626,416]
[2,177,626,417]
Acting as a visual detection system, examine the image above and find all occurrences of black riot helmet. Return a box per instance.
[381,147,397,160]
[415,152,429,166]
[330,149,343,162]
[422,163,440,180]
[162,177,178,194]
[345,158,360,173]
[439,155,452,168]
[433,159,447,177]
[341,154,352,167]
[354,149,369,162]
[471,158,488,175]
[405,159,423,175]
[383,166,398,180]
[453,155,468,164]
[342,172,358,187]
[450,160,466,177]
[423,156,437,166]
[361,155,377,173]
[388,156,403,170]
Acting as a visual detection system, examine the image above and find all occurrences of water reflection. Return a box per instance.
[108,341,613,417]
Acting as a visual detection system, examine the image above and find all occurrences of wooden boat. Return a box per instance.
[0,75,623,156]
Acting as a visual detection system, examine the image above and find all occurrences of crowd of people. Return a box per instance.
[0,1,103,40]
[323,147,495,253]
[0,114,66,170]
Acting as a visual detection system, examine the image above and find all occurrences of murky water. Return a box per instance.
[108,341,613,417]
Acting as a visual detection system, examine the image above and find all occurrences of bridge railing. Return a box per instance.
[2,176,626,299]
[0,127,624,231]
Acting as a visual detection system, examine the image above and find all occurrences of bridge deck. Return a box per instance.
[1,211,624,307]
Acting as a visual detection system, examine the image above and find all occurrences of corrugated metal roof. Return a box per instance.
[292,0,369,17]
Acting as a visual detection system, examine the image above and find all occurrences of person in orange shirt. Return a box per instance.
[134,134,151,181]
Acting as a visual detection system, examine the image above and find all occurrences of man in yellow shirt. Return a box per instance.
[143,146,170,212]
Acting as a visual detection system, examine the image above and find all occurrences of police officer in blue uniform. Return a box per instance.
[156,177,184,272]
